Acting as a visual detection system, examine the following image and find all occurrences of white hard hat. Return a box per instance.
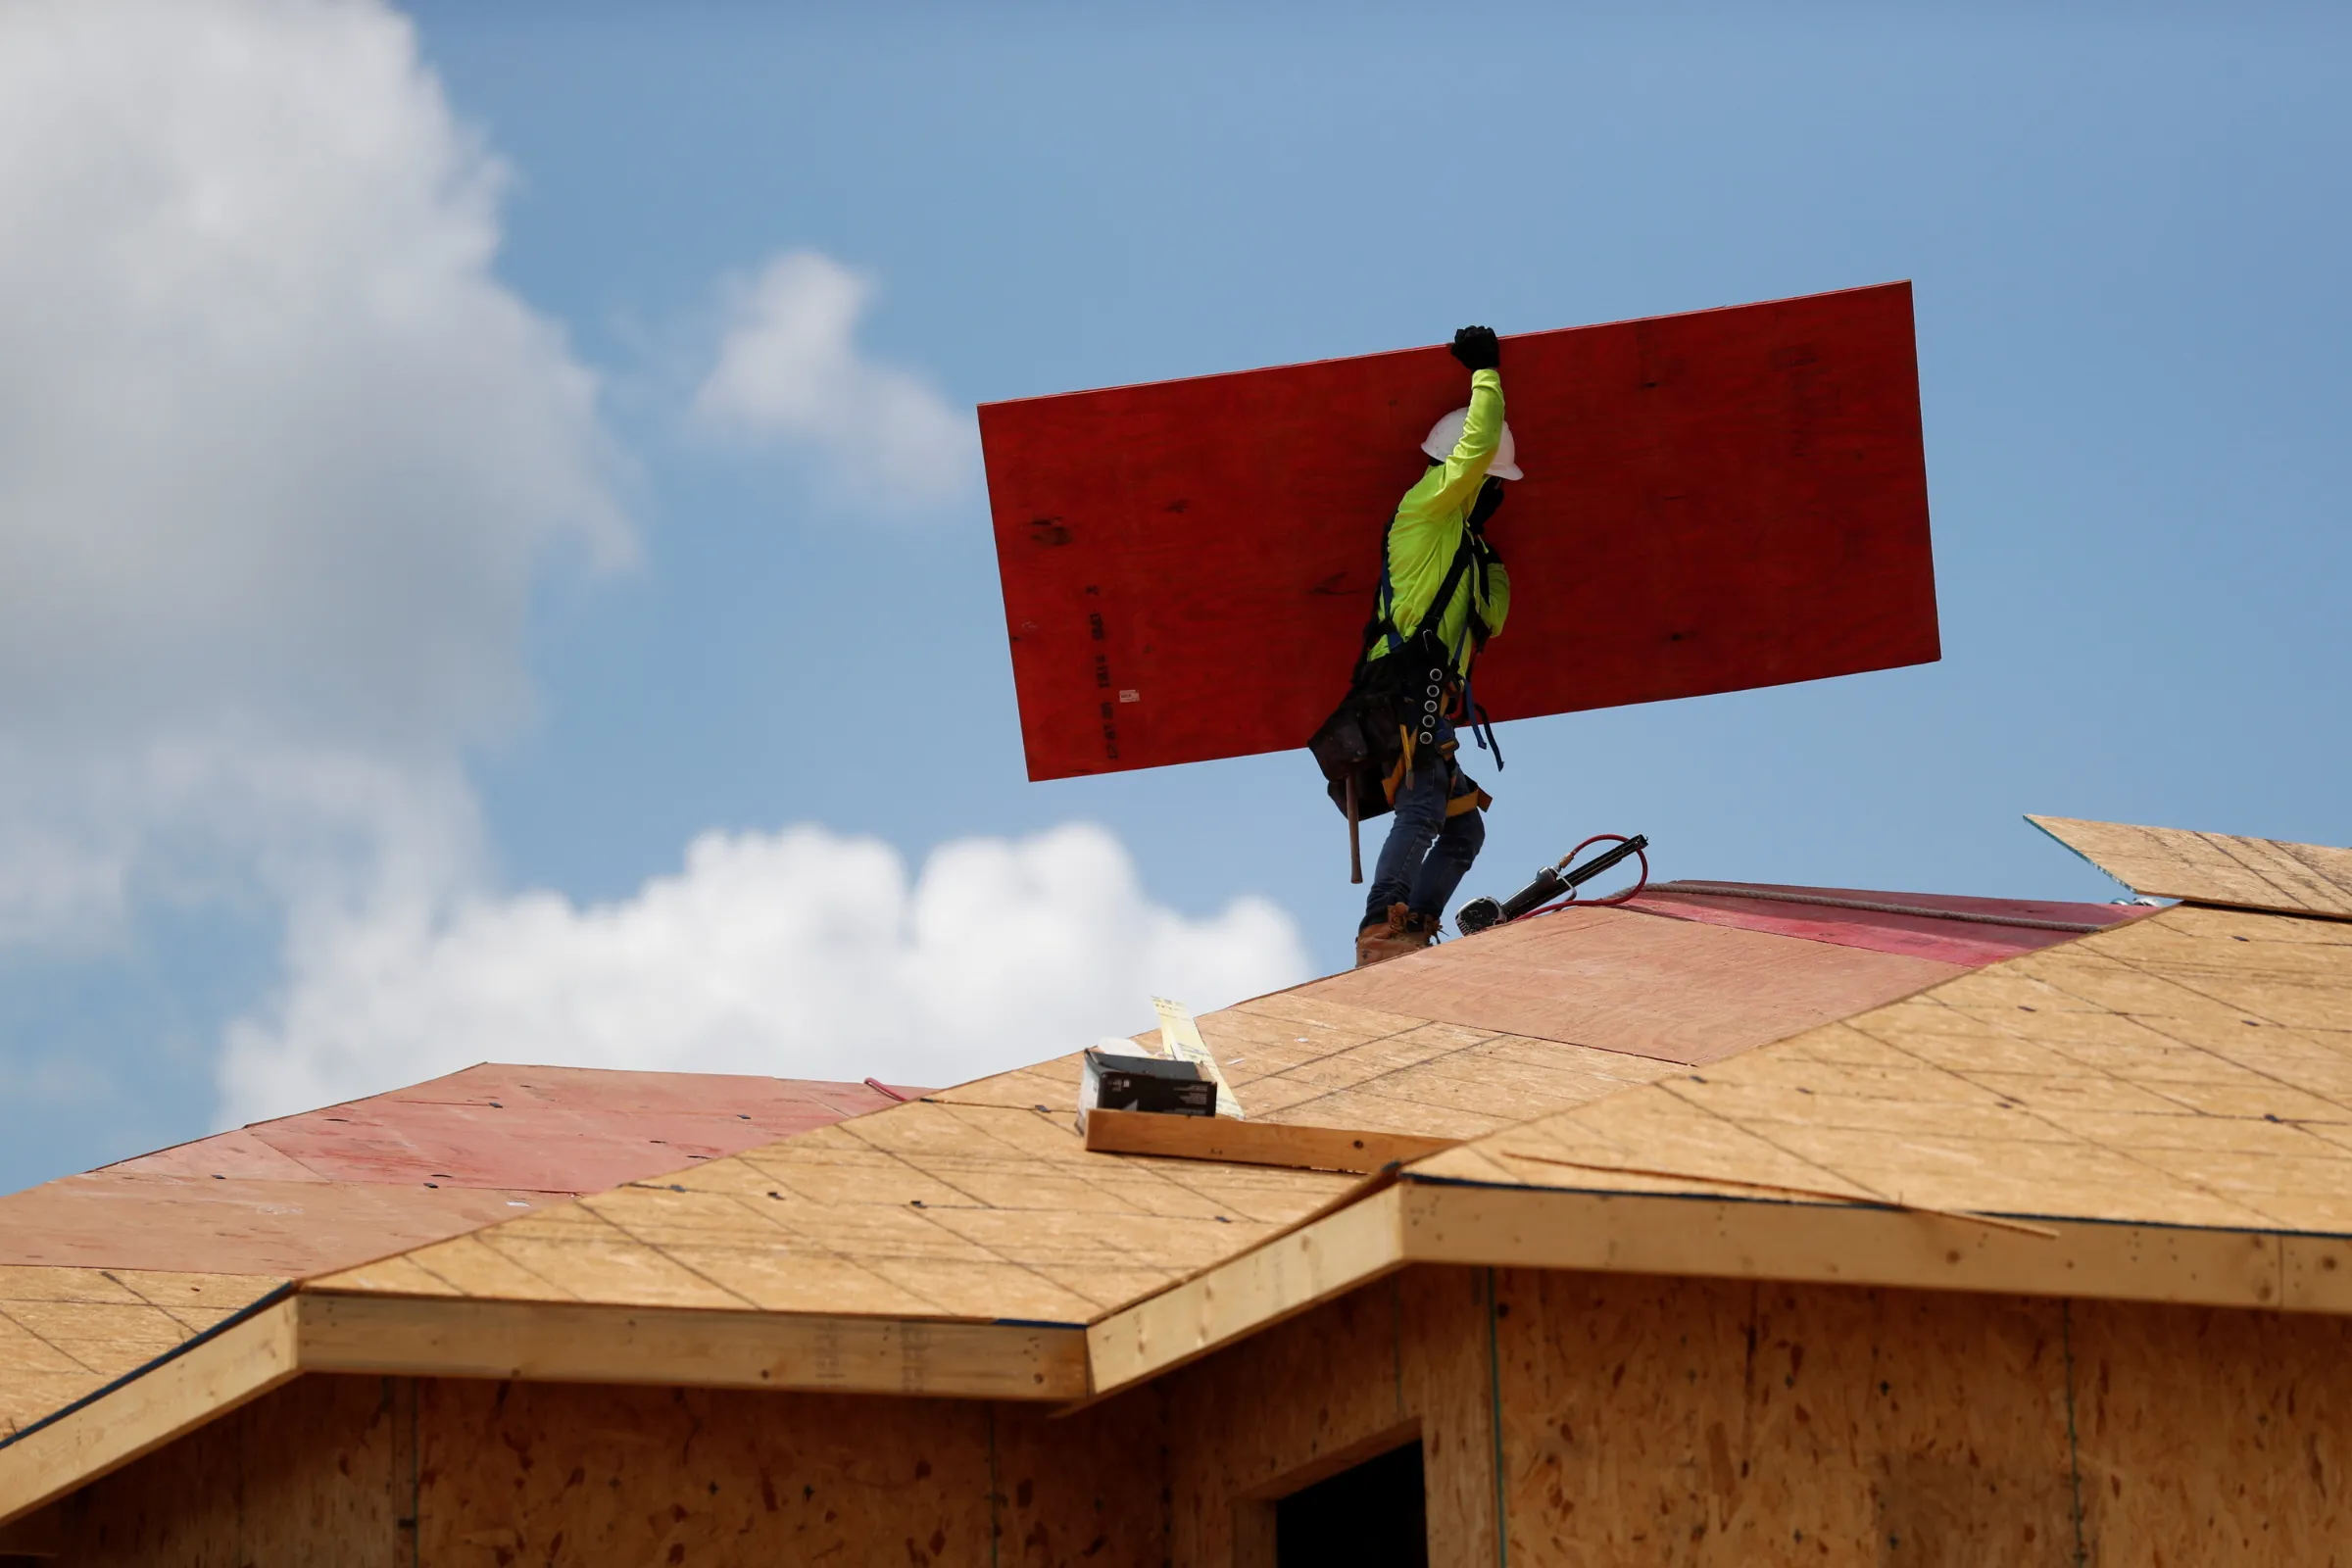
[1421,408,1523,480]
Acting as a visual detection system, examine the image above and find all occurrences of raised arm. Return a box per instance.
[1421,326,1504,515]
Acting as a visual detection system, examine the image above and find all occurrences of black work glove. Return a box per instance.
[1449,324,1500,371]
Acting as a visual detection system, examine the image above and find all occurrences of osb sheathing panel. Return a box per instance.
[1494,1271,2079,1564]
[412,1379,1165,1567]
[48,1372,1165,1567]
[1419,903,2352,1236]
[2068,1298,2352,1562]
[311,987,1682,1323]
[2031,815,2352,919]
[48,1373,411,1568]
[0,1267,282,1438]
[37,1278,2352,1565]
[1165,1264,1497,1568]
[1485,1271,2352,1565]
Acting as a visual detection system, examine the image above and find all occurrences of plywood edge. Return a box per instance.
[295,1292,1088,1401]
[1085,1183,1406,1396]
[2024,813,2352,921]
[1083,1108,1457,1173]
[1398,1180,2321,1311]
[0,1298,300,1526]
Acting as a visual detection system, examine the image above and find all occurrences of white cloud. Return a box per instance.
[0,0,627,943]
[220,821,1311,1122]
[691,250,977,512]
[0,2,1310,1149]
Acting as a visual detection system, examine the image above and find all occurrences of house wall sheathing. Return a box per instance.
[33,1265,2352,1565]
[45,1373,1167,1566]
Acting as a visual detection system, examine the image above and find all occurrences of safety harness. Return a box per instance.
[1355,518,1505,786]
[1309,499,1510,881]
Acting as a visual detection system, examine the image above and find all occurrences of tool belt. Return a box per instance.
[1307,628,1454,823]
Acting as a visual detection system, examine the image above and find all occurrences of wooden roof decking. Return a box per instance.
[306,993,1682,1320]
[1417,900,2352,1232]
[0,1065,917,1277]
[304,904,2000,1321]
[11,831,2347,1526]
[1096,884,2352,1392]
[1293,905,1974,1066]
[0,1270,281,1440]
[2031,815,2352,919]
[0,1067,912,1456]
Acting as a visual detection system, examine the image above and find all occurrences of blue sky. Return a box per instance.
[2,2,2346,1193]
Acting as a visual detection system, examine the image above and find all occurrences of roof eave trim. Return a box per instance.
[0,1294,1089,1528]
[1083,1177,2352,1398]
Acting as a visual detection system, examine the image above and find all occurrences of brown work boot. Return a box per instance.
[1354,903,1434,968]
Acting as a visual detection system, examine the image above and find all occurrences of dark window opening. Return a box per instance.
[1275,1439,1429,1568]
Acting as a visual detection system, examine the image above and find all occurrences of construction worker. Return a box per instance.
[1353,324,1519,967]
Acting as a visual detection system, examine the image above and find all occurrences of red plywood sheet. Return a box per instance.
[1292,905,1965,1066]
[1627,884,2151,967]
[24,1064,935,1278]
[982,283,1937,780]
[245,1102,862,1195]
[97,1064,917,1195]
[105,1126,329,1185]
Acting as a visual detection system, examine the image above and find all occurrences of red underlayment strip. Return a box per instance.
[5,1064,929,1275]
[982,282,1936,780]
[1624,882,2152,967]
[1294,905,1967,1067]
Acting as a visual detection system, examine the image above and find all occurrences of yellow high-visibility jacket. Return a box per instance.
[1365,368,1511,677]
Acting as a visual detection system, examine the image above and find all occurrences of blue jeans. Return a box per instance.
[1361,725,1487,928]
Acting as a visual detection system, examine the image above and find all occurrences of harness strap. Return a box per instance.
[1365,522,1484,675]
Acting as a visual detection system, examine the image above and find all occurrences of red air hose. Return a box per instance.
[1523,832,1649,917]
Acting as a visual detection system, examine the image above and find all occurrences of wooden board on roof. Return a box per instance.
[0,1268,283,1440]
[2029,814,2352,919]
[0,1064,914,1277]
[303,979,1717,1326]
[1291,905,1970,1066]
[982,282,1937,780]
[1411,901,2352,1236]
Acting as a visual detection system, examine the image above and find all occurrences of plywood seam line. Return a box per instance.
[1824,1003,2316,1239]
[1641,1066,2074,1236]
[1019,1101,1251,1221]
[825,1103,1104,1309]
[1203,1024,1514,1133]
[1959,943,2351,1229]
[2060,1298,2089,1567]
[1489,1151,2060,1238]
[907,1101,1218,1303]
[0,1282,295,1454]
[2202,828,2352,916]
[1240,1010,1678,1123]
[101,1269,237,1336]
[1226,999,1513,1096]
[560,1196,769,1313]
[1646,882,2117,934]
[1484,1265,1506,1568]
[0,1304,97,1379]
[417,1238,572,1303]
[701,1172,964,1321]
[1080,1162,1410,1328]
[1868,919,2352,1234]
